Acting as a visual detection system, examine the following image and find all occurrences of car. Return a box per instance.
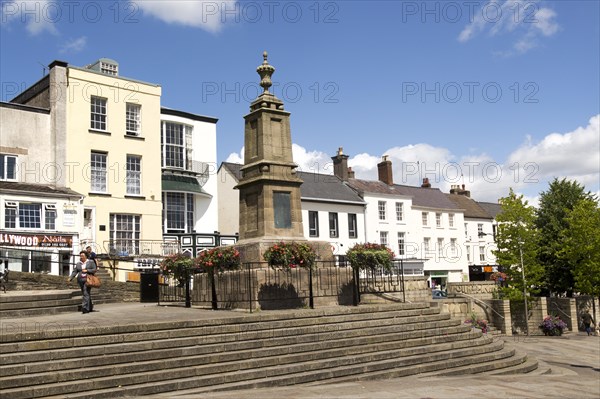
[432,289,447,299]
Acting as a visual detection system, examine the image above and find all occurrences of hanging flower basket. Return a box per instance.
[263,241,316,272]
[345,243,395,272]
[195,246,241,273]
[160,253,194,287]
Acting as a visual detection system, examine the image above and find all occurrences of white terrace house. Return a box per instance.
[160,108,219,241]
[332,151,468,288]
[217,162,367,256]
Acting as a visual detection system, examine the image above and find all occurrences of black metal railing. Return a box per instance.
[158,259,405,311]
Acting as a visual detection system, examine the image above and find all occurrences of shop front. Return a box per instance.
[0,233,77,276]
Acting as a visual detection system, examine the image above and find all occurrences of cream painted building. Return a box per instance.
[9,59,163,278]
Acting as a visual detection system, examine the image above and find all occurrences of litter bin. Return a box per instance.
[139,268,160,303]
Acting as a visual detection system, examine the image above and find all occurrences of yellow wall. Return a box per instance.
[65,68,163,252]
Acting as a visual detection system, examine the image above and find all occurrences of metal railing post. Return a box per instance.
[308,266,314,309]
[185,268,191,308]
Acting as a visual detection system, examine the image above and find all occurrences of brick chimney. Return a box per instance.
[377,155,393,185]
[421,178,431,188]
[331,147,349,181]
[347,167,355,179]
[449,184,470,197]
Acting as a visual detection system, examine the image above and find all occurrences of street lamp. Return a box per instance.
[518,242,529,336]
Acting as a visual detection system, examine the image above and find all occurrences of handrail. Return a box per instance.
[549,302,572,320]
[451,291,505,320]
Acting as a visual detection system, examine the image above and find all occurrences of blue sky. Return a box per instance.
[1,0,599,204]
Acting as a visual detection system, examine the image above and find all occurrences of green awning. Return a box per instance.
[161,175,211,196]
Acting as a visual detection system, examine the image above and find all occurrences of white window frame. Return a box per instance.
[90,96,107,131]
[162,122,193,170]
[90,152,107,193]
[44,204,57,230]
[449,213,455,228]
[0,154,17,181]
[437,238,444,257]
[329,212,339,238]
[378,201,386,220]
[397,232,405,256]
[110,214,141,256]
[479,246,486,262]
[126,103,141,136]
[101,61,118,76]
[424,237,431,254]
[308,211,319,237]
[4,201,17,228]
[422,212,428,226]
[163,192,195,234]
[380,231,388,246]
[436,213,442,227]
[126,155,142,195]
[395,202,403,221]
[348,213,358,239]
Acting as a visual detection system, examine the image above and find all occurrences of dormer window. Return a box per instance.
[101,61,118,76]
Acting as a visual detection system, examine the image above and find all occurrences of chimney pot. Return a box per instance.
[421,178,431,188]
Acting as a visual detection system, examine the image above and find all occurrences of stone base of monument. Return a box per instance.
[192,263,355,311]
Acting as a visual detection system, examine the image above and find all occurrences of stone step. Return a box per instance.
[0,327,483,390]
[11,335,501,398]
[0,303,537,398]
[0,290,79,304]
[0,311,457,367]
[0,319,471,379]
[0,290,114,318]
[0,303,438,347]
[484,354,539,375]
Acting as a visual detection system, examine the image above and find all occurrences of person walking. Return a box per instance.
[581,309,595,336]
[67,251,97,314]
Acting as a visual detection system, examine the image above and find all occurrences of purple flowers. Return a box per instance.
[538,315,567,336]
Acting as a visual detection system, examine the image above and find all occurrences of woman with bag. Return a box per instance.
[67,251,97,314]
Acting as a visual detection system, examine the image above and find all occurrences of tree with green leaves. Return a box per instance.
[560,198,600,304]
[536,178,595,296]
[493,189,544,300]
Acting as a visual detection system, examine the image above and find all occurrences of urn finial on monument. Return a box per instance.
[257,51,275,94]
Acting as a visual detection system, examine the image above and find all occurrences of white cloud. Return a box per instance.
[508,115,600,179]
[135,0,237,33]
[458,0,559,54]
[223,115,599,204]
[225,147,244,164]
[1,0,58,35]
[59,36,87,54]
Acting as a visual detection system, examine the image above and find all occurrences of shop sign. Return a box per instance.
[0,233,73,248]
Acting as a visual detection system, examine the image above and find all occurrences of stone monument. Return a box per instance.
[234,52,333,263]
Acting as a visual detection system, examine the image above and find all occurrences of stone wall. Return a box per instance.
[547,297,577,331]
[447,281,497,300]
[5,271,140,302]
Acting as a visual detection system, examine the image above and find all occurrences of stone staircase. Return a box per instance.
[0,303,538,398]
[0,289,114,318]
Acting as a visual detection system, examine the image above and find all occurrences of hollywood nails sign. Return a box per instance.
[0,233,73,248]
